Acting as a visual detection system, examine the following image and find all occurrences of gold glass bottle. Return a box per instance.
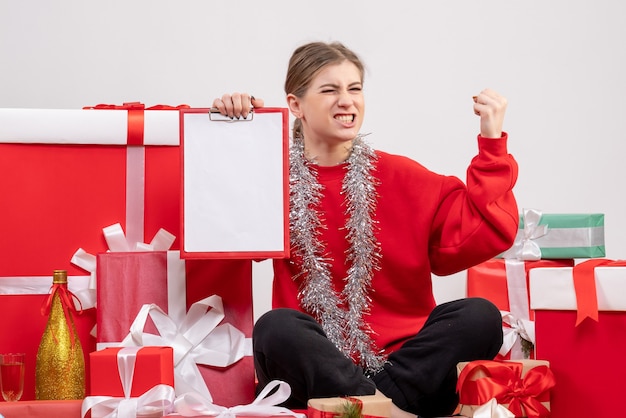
[35,270,85,399]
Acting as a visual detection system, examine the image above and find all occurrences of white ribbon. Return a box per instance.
[81,346,176,418]
[103,222,176,252]
[499,311,535,359]
[503,260,530,322]
[500,259,534,359]
[173,380,303,418]
[473,399,514,418]
[0,275,94,309]
[501,208,548,261]
[70,248,98,309]
[119,294,252,400]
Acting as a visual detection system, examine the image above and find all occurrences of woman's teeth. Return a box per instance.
[335,115,354,123]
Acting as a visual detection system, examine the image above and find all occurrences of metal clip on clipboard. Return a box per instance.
[208,107,254,122]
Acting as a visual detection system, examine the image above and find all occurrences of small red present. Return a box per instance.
[84,346,175,418]
[89,346,174,397]
[456,359,555,418]
[467,258,574,359]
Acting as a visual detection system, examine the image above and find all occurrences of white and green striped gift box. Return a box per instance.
[500,209,605,260]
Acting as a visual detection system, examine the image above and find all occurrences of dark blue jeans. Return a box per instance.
[253,297,503,418]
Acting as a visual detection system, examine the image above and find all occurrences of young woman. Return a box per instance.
[213,41,518,418]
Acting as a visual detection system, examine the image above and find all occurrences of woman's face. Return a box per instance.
[289,60,364,147]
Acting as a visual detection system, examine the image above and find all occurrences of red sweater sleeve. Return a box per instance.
[428,133,519,275]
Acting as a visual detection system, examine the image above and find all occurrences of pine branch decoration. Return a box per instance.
[339,398,363,418]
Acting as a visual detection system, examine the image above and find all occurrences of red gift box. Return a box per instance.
[467,258,574,359]
[456,359,555,418]
[0,105,181,400]
[530,260,626,418]
[96,250,254,407]
[89,346,174,397]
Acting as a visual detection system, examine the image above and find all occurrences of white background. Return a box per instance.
[2,1,625,322]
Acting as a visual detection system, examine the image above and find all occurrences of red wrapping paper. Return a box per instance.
[89,346,174,397]
[96,251,254,407]
[534,310,625,418]
[0,143,181,278]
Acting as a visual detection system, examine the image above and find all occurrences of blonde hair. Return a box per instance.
[285,42,365,139]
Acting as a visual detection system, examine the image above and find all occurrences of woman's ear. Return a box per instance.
[287,94,302,119]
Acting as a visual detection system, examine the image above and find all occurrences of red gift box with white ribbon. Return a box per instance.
[95,249,255,407]
[530,259,626,418]
[0,103,186,400]
[84,346,176,417]
[467,258,574,360]
[0,103,256,403]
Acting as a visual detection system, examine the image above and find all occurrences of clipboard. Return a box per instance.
[180,107,289,259]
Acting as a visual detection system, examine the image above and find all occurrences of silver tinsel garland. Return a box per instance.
[289,134,386,373]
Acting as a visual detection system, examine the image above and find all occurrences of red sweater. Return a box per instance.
[272,134,519,355]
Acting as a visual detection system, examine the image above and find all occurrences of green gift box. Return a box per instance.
[500,209,605,260]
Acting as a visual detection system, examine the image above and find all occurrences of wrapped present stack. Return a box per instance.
[466,208,605,360]
[0,103,289,418]
[462,208,610,417]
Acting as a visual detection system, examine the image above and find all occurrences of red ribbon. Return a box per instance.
[307,397,384,418]
[456,360,555,418]
[41,283,83,346]
[82,102,189,146]
[573,258,626,326]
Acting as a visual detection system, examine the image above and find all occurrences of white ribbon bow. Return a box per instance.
[119,295,252,400]
[103,222,176,252]
[499,311,535,359]
[174,380,303,418]
[473,399,514,418]
[81,346,176,418]
[501,208,548,261]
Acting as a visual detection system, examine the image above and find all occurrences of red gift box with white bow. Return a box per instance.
[95,249,255,407]
[84,346,176,417]
[0,104,254,402]
[0,103,189,400]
